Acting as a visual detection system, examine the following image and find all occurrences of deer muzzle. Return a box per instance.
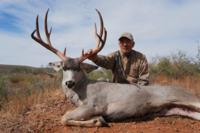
[65,80,75,88]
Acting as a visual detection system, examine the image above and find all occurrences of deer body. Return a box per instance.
[31,9,200,127]
[60,66,200,126]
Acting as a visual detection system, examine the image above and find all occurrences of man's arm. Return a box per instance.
[89,52,116,70]
[138,56,149,85]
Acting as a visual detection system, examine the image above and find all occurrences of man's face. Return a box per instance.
[119,37,134,54]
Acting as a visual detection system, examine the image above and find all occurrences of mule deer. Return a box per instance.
[31,9,200,127]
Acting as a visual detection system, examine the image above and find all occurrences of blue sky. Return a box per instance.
[0,0,200,67]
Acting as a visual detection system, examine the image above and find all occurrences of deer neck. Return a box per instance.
[76,74,89,89]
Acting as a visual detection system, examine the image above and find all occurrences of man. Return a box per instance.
[89,32,149,85]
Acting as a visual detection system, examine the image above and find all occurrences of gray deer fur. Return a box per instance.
[49,58,200,127]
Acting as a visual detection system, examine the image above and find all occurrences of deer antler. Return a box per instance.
[79,9,107,62]
[31,9,67,61]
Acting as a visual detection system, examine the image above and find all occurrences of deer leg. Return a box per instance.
[63,116,107,127]
[61,105,107,127]
[162,107,200,120]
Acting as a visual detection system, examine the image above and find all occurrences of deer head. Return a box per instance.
[31,9,107,89]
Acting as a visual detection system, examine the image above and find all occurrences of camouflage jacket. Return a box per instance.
[92,50,149,85]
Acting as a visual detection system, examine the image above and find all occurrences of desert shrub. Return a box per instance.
[196,46,200,67]
[11,66,33,73]
[9,75,24,84]
[0,72,59,113]
[150,51,200,78]
[0,77,6,98]
[150,57,175,77]
[0,77,8,109]
[88,68,112,81]
[0,64,61,114]
[3,72,59,99]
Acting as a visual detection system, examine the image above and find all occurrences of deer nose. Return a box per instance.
[65,80,75,88]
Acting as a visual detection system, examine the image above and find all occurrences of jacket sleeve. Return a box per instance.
[137,55,149,85]
[90,52,116,70]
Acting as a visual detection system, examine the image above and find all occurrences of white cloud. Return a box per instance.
[0,0,200,67]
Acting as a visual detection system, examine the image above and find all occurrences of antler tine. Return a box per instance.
[44,9,52,46]
[31,15,46,47]
[98,27,107,51]
[95,9,107,52]
[95,27,107,52]
[64,48,66,56]
[35,15,41,39]
[95,9,104,44]
[31,9,67,61]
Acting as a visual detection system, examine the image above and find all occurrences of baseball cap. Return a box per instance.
[118,32,134,42]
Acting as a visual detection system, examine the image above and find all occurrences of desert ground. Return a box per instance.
[0,65,200,133]
[1,88,200,133]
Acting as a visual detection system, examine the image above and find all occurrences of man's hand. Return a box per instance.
[84,49,98,60]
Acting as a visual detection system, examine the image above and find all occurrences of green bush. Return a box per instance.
[88,68,112,81]
[150,51,200,78]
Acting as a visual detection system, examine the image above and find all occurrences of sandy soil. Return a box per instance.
[1,89,200,133]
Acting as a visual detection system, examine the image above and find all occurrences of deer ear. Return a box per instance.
[80,63,98,73]
[48,61,63,72]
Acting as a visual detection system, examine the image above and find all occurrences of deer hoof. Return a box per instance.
[61,115,68,125]
[93,118,108,127]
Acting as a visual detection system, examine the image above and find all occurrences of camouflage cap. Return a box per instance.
[118,32,134,42]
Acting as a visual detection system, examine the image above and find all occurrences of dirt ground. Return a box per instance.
[1,89,200,133]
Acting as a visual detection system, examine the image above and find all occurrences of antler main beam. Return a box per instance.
[31,9,67,61]
[31,9,106,62]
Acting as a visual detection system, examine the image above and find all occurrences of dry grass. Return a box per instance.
[0,87,58,118]
[151,75,200,96]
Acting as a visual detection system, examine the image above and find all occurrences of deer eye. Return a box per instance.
[72,67,81,71]
[63,66,70,71]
